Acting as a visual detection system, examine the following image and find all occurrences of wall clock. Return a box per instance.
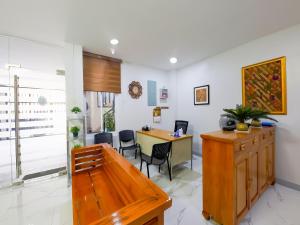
[128,81,142,99]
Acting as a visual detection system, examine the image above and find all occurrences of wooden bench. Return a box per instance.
[71,144,172,225]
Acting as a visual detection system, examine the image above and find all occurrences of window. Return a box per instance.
[85,91,115,133]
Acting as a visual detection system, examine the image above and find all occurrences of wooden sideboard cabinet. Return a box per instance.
[200,127,275,225]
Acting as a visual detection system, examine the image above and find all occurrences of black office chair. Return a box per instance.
[94,132,113,145]
[174,120,189,134]
[94,132,115,148]
[140,142,172,181]
[119,130,140,158]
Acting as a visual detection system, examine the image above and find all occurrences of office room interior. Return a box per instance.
[0,1,300,225]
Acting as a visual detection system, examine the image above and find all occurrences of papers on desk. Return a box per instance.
[171,128,184,137]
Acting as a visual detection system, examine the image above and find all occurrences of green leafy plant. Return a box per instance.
[250,109,278,122]
[71,106,81,114]
[104,111,115,131]
[223,105,254,123]
[73,144,82,149]
[223,105,278,124]
[70,126,80,137]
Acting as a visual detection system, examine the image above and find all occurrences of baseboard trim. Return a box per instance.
[276,178,300,191]
[22,166,66,181]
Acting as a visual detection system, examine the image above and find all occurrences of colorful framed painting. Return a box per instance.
[242,57,287,115]
[194,85,209,105]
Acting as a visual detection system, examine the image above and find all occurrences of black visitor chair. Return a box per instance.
[174,120,189,134]
[119,130,140,158]
[140,141,172,181]
[94,132,113,145]
[94,132,117,150]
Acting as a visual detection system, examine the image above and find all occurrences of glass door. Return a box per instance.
[0,68,15,187]
[0,66,67,187]
[15,67,67,180]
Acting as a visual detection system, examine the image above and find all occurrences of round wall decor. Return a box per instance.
[128,81,142,99]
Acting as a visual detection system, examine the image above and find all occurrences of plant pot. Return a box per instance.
[236,123,249,131]
[69,113,82,119]
[72,132,79,138]
[251,119,261,127]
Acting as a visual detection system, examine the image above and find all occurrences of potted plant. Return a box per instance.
[223,105,253,131]
[250,109,278,127]
[70,126,80,138]
[73,144,82,149]
[104,111,115,132]
[71,106,81,114]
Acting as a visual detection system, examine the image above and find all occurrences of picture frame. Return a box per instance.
[242,56,287,115]
[160,88,168,99]
[194,85,209,105]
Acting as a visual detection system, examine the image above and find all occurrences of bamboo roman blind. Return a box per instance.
[83,52,122,93]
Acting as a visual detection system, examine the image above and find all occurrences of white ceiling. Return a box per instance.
[1,0,300,70]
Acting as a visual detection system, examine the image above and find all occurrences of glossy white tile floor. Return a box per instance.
[0,154,299,225]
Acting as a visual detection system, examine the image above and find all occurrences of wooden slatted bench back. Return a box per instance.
[71,144,104,174]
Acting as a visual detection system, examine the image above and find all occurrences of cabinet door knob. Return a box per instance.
[240,144,246,151]
[252,138,258,144]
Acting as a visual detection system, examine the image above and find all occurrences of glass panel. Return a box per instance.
[85,91,115,133]
[0,68,14,187]
[102,92,115,132]
[14,68,67,178]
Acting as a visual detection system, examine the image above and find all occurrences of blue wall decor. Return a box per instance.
[147,80,157,106]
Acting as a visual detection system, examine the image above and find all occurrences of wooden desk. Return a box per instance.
[136,129,193,175]
[72,144,172,225]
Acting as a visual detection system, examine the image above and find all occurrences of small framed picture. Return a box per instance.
[160,88,168,99]
[194,85,209,105]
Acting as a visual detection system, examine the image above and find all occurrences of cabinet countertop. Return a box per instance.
[200,126,275,143]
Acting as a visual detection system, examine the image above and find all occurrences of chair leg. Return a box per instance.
[122,149,124,156]
[167,159,172,181]
[135,148,137,159]
[159,165,161,173]
[146,163,150,178]
[140,160,143,171]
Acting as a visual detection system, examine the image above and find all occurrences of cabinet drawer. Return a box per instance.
[261,130,275,143]
[235,136,259,152]
[235,140,251,152]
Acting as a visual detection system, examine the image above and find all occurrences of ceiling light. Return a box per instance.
[169,57,178,64]
[110,38,119,45]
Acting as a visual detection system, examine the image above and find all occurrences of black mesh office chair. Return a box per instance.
[174,120,189,134]
[119,130,140,158]
[140,142,172,181]
[94,132,114,147]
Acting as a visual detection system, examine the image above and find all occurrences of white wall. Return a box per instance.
[115,63,175,132]
[64,43,84,115]
[175,24,300,186]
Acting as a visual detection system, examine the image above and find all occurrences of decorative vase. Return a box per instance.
[72,132,79,138]
[219,115,236,131]
[236,123,249,131]
[251,119,261,127]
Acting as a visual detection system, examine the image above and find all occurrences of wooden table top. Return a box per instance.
[137,128,193,142]
[72,144,172,225]
[200,127,275,143]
